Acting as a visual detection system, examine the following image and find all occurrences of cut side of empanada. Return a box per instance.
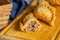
[19,13,41,32]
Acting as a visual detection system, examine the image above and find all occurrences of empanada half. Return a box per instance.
[19,13,41,32]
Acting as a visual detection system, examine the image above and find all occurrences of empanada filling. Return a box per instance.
[23,20,40,32]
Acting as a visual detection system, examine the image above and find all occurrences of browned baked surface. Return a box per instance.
[0,0,10,5]
[0,4,12,30]
[47,0,60,6]
[33,0,56,26]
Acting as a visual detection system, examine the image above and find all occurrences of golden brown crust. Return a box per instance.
[47,0,60,5]
[0,21,8,30]
[0,4,12,30]
[19,22,24,31]
[34,6,52,23]
[23,13,34,24]
[39,0,56,13]
[33,0,56,26]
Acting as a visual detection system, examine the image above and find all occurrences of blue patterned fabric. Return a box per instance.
[25,0,33,5]
[8,0,33,23]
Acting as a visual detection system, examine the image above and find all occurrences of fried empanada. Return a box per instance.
[34,6,56,26]
[47,0,60,5]
[19,13,41,32]
[33,0,56,26]
[39,0,56,14]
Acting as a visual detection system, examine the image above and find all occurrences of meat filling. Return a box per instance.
[23,20,40,32]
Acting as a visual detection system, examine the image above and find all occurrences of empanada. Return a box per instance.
[19,13,41,32]
[39,0,56,14]
[0,21,8,30]
[0,4,12,30]
[47,0,60,5]
[33,6,56,26]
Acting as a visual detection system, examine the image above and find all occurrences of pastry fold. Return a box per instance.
[33,0,56,26]
[47,0,60,6]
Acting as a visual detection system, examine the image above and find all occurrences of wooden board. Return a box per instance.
[56,32,60,40]
[52,6,60,40]
[0,35,31,40]
[0,0,60,40]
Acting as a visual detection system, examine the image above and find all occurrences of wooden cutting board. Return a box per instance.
[0,35,30,40]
